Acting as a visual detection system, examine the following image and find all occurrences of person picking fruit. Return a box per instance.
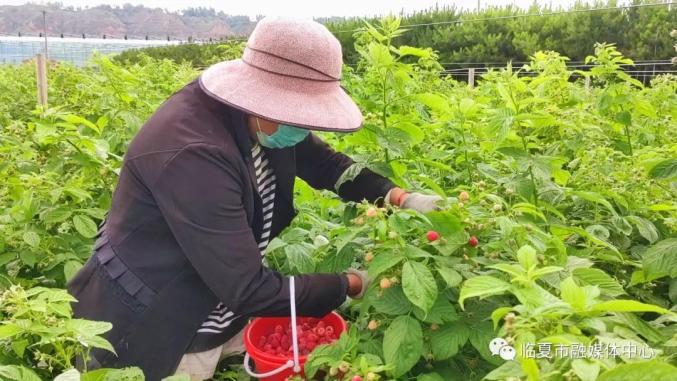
[67,16,442,381]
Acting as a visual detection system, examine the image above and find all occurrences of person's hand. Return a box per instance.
[344,268,370,299]
[400,192,443,213]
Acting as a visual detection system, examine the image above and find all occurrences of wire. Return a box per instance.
[439,59,674,66]
[334,2,676,33]
[440,61,675,71]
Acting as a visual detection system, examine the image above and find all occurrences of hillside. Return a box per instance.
[0,4,258,40]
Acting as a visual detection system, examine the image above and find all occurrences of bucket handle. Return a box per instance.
[243,276,302,378]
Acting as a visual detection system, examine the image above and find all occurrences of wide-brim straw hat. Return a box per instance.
[199,16,363,132]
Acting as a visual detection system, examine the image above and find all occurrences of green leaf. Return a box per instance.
[426,211,463,239]
[73,215,98,238]
[530,266,563,279]
[591,300,670,314]
[413,295,458,324]
[573,268,625,297]
[284,244,315,273]
[66,319,113,336]
[570,190,617,215]
[615,110,632,126]
[22,231,40,248]
[597,361,677,381]
[82,367,145,381]
[398,46,431,59]
[416,373,445,381]
[383,316,423,377]
[625,216,659,243]
[64,260,83,282]
[42,208,73,224]
[402,261,438,313]
[63,187,92,201]
[11,339,28,358]
[430,321,469,360]
[642,238,677,281]
[0,365,42,381]
[489,263,525,278]
[516,245,538,270]
[59,114,101,134]
[572,359,600,381]
[55,369,81,381]
[491,307,513,330]
[484,361,525,380]
[367,251,404,278]
[647,159,677,179]
[371,285,412,316]
[317,242,357,273]
[458,276,511,310]
[0,324,22,339]
[560,277,587,311]
[521,358,540,381]
[415,93,451,114]
[437,267,462,288]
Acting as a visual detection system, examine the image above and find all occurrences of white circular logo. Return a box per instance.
[489,337,516,360]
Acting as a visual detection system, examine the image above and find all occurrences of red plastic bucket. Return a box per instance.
[243,312,347,381]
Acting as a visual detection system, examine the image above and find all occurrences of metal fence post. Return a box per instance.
[36,53,48,107]
[468,68,475,88]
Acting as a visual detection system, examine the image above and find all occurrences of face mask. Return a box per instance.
[256,118,310,149]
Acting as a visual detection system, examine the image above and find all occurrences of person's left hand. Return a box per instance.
[344,268,370,299]
[400,192,443,213]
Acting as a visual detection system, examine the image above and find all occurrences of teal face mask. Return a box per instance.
[256,118,310,149]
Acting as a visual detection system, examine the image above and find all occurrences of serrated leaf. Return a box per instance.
[597,361,677,381]
[368,251,404,278]
[413,295,458,324]
[642,238,677,281]
[417,373,445,381]
[458,276,511,310]
[591,300,670,314]
[516,245,537,270]
[572,359,599,381]
[64,260,83,282]
[430,321,469,360]
[570,191,617,215]
[648,159,677,179]
[491,307,513,330]
[625,216,659,243]
[42,208,73,224]
[371,285,412,315]
[383,316,423,377]
[284,244,315,273]
[22,231,40,248]
[437,267,462,288]
[560,277,587,311]
[402,261,437,313]
[73,215,98,238]
[573,268,625,297]
[54,369,80,381]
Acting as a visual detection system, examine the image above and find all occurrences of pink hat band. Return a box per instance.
[242,45,341,82]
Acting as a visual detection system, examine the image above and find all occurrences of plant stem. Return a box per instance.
[459,119,472,183]
[519,124,539,207]
[382,71,390,163]
[624,124,633,156]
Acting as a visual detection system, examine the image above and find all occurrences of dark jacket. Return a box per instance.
[67,79,395,379]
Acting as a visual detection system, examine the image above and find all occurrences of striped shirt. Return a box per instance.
[195,143,276,335]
